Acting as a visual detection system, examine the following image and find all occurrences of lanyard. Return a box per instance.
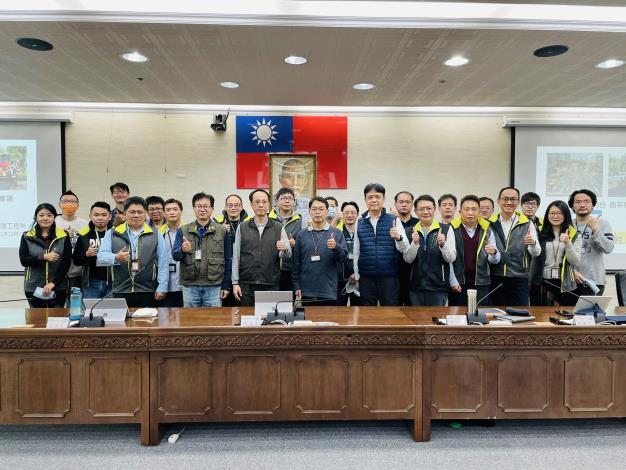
[310,230,327,255]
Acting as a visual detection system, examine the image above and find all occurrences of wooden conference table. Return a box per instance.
[0,306,625,445]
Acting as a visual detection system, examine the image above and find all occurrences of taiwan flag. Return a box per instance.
[235,115,347,189]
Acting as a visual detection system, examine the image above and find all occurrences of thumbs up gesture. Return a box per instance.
[484,242,496,255]
[115,246,130,262]
[327,232,337,250]
[411,229,420,246]
[437,230,446,247]
[559,232,571,245]
[523,227,534,246]
[389,219,400,241]
[181,236,192,253]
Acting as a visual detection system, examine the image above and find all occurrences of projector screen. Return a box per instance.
[0,122,64,272]
[514,126,626,271]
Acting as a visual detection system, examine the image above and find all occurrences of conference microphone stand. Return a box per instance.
[542,279,606,323]
[466,283,504,324]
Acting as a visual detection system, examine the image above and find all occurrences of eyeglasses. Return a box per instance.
[59,200,78,205]
[500,197,519,203]
[278,196,294,202]
[522,201,538,208]
[548,212,564,217]
[195,205,212,210]
[226,203,241,209]
[148,207,163,212]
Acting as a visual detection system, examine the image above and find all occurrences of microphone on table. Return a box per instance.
[79,263,151,328]
[466,283,503,325]
[265,297,334,324]
[542,279,607,323]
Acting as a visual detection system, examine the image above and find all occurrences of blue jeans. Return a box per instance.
[83,280,112,299]
[182,285,222,307]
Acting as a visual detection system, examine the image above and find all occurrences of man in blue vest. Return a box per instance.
[353,183,409,306]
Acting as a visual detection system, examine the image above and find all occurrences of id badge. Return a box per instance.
[195,249,202,260]
[169,263,177,273]
[311,255,321,262]
[131,258,140,273]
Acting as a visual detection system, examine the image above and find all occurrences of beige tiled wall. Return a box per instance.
[64,112,510,218]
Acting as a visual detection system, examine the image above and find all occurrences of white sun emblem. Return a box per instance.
[250,118,278,147]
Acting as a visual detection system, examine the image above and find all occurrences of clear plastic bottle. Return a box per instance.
[69,287,84,321]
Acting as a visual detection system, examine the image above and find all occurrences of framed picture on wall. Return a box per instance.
[269,153,317,205]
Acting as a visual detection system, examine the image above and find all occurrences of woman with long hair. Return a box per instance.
[19,203,73,308]
[530,200,582,306]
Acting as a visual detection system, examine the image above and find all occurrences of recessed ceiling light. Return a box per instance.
[120,51,149,63]
[16,37,53,51]
[284,55,308,65]
[444,56,470,67]
[353,83,375,90]
[220,81,240,89]
[596,59,624,69]
[533,45,569,58]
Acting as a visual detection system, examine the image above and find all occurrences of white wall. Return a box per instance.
[65,111,510,218]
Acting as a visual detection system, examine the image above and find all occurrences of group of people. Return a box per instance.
[19,181,614,311]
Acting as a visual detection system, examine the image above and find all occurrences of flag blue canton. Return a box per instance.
[236,116,294,153]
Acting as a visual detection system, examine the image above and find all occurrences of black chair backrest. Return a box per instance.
[616,271,626,307]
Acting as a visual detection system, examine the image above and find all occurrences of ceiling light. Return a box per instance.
[596,59,624,69]
[16,37,53,51]
[120,51,149,63]
[284,55,308,65]
[533,45,568,58]
[444,56,470,67]
[220,81,240,89]
[353,83,375,90]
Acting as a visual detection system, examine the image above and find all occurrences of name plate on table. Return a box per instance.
[47,317,70,328]
[573,315,596,326]
[240,315,264,327]
[446,315,468,326]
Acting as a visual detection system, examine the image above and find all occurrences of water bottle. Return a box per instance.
[69,287,84,321]
[467,289,477,314]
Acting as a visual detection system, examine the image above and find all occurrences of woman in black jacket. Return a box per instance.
[19,203,72,307]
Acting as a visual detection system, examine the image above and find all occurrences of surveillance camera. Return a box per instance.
[210,113,228,132]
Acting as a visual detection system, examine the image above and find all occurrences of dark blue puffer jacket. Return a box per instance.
[357,212,399,277]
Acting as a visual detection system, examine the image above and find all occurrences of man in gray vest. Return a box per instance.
[232,189,291,307]
[172,192,232,307]
[98,196,169,307]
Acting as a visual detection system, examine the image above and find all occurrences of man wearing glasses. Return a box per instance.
[213,194,248,240]
[98,196,169,308]
[521,192,543,231]
[56,189,88,290]
[488,187,541,306]
[232,189,291,306]
[269,187,302,291]
[172,192,232,307]
[146,196,166,230]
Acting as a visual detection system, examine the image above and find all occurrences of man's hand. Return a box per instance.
[574,271,585,285]
[276,240,288,252]
[154,292,166,301]
[523,230,534,246]
[411,229,420,247]
[86,246,98,257]
[115,246,130,262]
[289,234,296,247]
[42,282,55,296]
[44,250,60,262]
[327,233,336,250]
[295,289,302,299]
[233,285,242,300]
[113,213,125,227]
[437,231,446,248]
[389,219,400,241]
[348,274,356,284]
[586,216,600,233]
[220,289,229,299]
[484,243,496,255]
[451,284,462,293]
[181,237,192,253]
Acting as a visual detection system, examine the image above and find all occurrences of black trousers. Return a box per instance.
[114,292,155,308]
[156,291,184,308]
[359,276,399,306]
[221,290,241,307]
[448,284,490,307]
[279,270,293,292]
[490,276,529,307]
[26,291,67,308]
[240,283,280,307]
